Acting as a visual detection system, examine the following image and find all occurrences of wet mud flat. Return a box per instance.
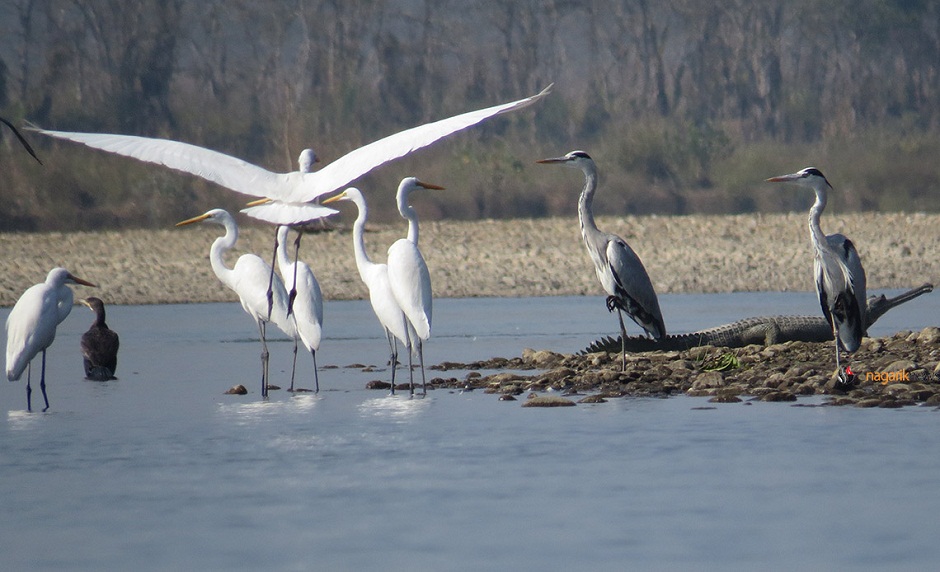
[421,327,940,408]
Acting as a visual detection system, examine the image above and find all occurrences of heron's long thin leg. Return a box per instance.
[386,330,398,395]
[258,319,270,398]
[311,349,319,394]
[40,349,49,412]
[287,231,302,317]
[289,338,299,392]
[404,328,415,397]
[416,338,427,396]
[266,233,278,322]
[616,309,628,372]
[26,361,32,412]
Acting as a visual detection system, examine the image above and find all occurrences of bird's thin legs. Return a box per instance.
[258,320,270,398]
[266,234,278,322]
[289,339,299,392]
[416,338,427,396]
[287,232,302,317]
[311,350,319,394]
[25,361,32,412]
[40,349,49,411]
[404,329,415,397]
[616,309,628,371]
[386,330,398,395]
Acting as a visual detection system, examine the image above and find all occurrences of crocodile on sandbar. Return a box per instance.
[583,283,934,354]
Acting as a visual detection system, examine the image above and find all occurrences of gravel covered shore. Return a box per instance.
[1,212,938,306]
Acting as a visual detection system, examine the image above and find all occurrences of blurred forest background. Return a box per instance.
[1,0,939,231]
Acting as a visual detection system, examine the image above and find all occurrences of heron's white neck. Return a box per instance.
[397,188,420,245]
[349,195,376,276]
[275,226,293,274]
[577,160,601,241]
[209,217,239,290]
[808,184,830,255]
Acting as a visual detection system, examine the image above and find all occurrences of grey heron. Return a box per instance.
[766,167,867,381]
[537,150,666,370]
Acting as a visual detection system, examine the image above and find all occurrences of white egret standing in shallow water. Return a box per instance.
[386,177,444,396]
[78,297,120,381]
[766,167,867,381]
[537,151,666,371]
[176,209,300,397]
[275,224,323,393]
[323,188,410,393]
[5,268,96,411]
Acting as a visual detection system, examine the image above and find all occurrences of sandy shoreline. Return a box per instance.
[1,212,938,307]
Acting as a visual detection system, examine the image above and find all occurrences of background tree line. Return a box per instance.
[1,0,938,231]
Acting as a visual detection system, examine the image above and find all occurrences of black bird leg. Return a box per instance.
[287,231,302,317]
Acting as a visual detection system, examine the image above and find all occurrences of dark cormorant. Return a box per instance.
[79,297,119,381]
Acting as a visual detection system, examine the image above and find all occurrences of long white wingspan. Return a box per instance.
[29,84,552,216]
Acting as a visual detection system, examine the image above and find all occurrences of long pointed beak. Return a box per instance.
[176,213,211,227]
[765,174,799,183]
[68,274,97,288]
[245,197,272,207]
[321,192,346,205]
[416,179,445,191]
[536,157,567,164]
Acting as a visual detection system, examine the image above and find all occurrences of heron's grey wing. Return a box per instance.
[286,84,553,203]
[28,128,287,198]
[606,237,666,339]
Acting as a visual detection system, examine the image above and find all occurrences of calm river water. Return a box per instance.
[1,292,938,570]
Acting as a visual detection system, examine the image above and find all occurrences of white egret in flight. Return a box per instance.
[78,297,120,381]
[5,268,96,411]
[322,188,410,394]
[537,151,666,370]
[176,209,301,397]
[766,167,867,381]
[28,85,552,225]
[386,177,444,396]
[275,224,323,393]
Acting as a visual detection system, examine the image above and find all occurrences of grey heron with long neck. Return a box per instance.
[537,150,666,370]
[766,167,866,381]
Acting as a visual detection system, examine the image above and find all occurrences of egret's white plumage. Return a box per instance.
[176,209,298,397]
[537,151,666,370]
[275,225,323,393]
[28,85,551,225]
[5,267,96,411]
[766,167,867,378]
[386,177,443,396]
[323,188,409,392]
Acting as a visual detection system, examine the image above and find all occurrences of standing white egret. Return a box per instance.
[28,85,551,226]
[5,268,96,411]
[386,177,444,396]
[176,209,299,397]
[78,297,120,381]
[766,167,867,380]
[322,188,410,393]
[1,116,42,164]
[275,224,323,393]
[537,151,666,370]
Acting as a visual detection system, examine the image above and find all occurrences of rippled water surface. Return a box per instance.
[1,292,938,570]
